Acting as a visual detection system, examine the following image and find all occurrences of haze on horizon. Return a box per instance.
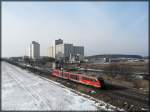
[2,2,148,57]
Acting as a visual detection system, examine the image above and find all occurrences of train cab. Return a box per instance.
[97,76,105,89]
[52,69,105,89]
[52,69,62,77]
[79,75,102,88]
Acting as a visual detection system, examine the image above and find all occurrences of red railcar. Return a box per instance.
[52,69,104,88]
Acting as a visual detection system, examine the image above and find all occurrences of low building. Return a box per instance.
[88,58,107,64]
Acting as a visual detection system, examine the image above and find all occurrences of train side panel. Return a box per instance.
[79,76,101,88]
[62,72,69,79]
[52,70,62,77]
[68,73,80,83]
[52,70,104,88]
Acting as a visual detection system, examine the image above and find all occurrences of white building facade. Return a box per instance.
[29,41,40,59]
[47,39,84,61]
[55,43,74,59]
[47,46,55,58]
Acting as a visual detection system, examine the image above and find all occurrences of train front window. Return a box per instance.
[97,77,104,82]
[82,77,94,82]
[92,79,97,82]
[82,77,89,81]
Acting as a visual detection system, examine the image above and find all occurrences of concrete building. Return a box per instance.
[48,39,84,61]
[55,43,74,59]
[55,44,64,58]
[88,58,107,64]
[55,39,63,45]
[29,41,40,59]
[47,46,55,58]
[73,46,84,56]
[47,39,63,58]
[55,43,84,60]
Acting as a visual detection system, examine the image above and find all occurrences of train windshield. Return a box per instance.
[97,77,104,82]
[92,79,97,82]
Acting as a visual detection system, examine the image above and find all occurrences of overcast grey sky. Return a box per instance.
[2,2,148,57]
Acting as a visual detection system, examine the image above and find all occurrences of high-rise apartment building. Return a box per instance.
[55,39,63,45]
[73,46,84,56]
[55,43,74,59]
[48,39,84,60]
[47,46,55,58]
[29,41,40,59]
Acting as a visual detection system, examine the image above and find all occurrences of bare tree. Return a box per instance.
[104,63,133,76]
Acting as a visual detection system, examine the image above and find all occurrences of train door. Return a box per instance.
[69,73,79,81]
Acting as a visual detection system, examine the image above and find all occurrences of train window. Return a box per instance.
[77,72,82,74]
[55,71,59,74]
[90,79,93,81]
[92,79,97,82]
[82,77,86,80]
[82,77,96,82]
[82,77,90,81]
[64,73,68,77]
[89,79,96,82]
[59,73,62,76]
[70,74,78,80]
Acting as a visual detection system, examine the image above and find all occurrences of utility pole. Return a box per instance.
[60,58,64,77]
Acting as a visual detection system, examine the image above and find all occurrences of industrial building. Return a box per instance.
[29,41,40,59]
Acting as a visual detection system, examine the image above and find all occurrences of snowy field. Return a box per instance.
[2,62,122,111]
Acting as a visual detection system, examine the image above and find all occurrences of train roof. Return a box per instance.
[53,69,103,79]
[65,70,101,79]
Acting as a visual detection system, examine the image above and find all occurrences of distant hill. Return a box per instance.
[86,54,143,59]
[143,56,149,59]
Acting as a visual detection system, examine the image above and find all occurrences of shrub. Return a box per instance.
[104,63,133,76]
[133,79,149,89]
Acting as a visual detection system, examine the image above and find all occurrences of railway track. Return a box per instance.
[4,61,149,111]
[104,82,149,103]
[29,69,149,111]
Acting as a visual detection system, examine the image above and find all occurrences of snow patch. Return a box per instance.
[2,62,123,111]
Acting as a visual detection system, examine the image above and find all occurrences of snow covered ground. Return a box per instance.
[2,62,123,111]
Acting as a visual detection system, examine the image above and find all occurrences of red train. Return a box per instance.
[52,69,105,88]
